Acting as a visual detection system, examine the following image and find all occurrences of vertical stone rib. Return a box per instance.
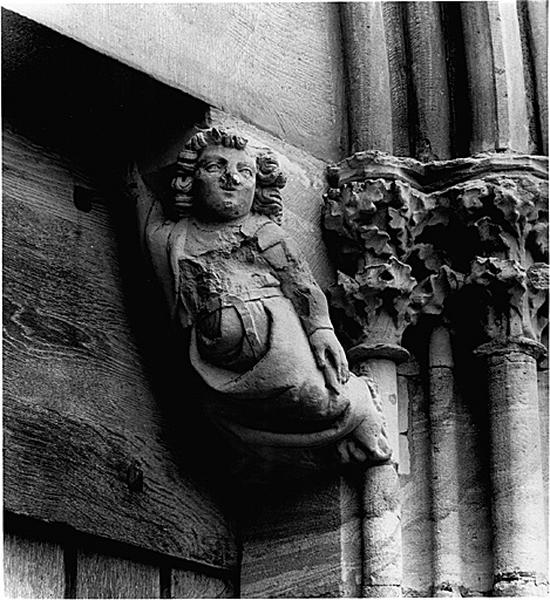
[428,326,461,597]
[516,0,540,155]
[486,1,530,152]
[404,2,451,160]
[525,0,548,154]
[460,2,498,155]
[483,348,547,596]
[339,2,393,153]
[382,2,411,157]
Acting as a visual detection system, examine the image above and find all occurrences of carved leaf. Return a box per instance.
[414,243,444,273]
[458,182,489,212]
[358,225,392,257]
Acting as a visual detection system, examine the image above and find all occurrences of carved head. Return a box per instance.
[171,128,287,224]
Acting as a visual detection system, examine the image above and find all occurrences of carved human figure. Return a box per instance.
[131,127,390,466]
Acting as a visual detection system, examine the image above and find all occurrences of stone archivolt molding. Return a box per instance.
[323,151,549,353]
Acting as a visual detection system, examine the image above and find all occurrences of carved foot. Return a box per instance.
[337,418,392,464]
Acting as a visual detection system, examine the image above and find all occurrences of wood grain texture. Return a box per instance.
[8,4,346,162]
[4,533,65,598]
[404,2,451,161]
[171,569,235,598]
[76,551,159,598]
[208,109,334,290]
[3,125,237,570]
[340,2,393,154]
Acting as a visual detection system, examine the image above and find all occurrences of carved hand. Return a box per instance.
[309,329,350,394]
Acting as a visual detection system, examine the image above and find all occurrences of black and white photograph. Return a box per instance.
[2,1,548,598]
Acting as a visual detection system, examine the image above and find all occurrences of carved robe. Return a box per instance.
[144,207,372,457]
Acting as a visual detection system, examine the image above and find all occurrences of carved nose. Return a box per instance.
[222,171,240,186]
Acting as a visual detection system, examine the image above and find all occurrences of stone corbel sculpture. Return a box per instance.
[127,127,391,468]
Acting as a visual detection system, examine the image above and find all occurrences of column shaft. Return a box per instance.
[428,326,461,596]
[339,2,392,154]
[404,2,451,160]
[485,350,547,596]
[359,358,402,597]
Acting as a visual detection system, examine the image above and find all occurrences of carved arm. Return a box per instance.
[258,222,350,391]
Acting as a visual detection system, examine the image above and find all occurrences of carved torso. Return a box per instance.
[176,214,284,371]
[129,130,391,467]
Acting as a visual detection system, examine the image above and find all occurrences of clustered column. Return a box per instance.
[324,152,548,597]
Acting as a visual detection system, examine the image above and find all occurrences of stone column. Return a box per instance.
[324,151,548,597]
[428,325,461,597]
[325,171,419,597]
[467,259,548,596]
[341,266,413,598]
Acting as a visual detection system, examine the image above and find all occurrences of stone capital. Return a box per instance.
[323,152,548,351]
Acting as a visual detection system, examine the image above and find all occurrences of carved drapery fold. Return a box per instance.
[324,152,548,596]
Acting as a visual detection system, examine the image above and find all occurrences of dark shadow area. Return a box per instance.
[2,8,248,525]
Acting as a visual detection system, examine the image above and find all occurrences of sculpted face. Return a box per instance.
[194,146,257,221]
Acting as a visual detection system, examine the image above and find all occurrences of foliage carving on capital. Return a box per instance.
[323,152,548,349]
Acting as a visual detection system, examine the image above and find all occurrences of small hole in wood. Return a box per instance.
[73,186,94,213]
[126,460,144,492]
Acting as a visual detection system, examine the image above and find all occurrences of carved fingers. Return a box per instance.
[309,329,351,394]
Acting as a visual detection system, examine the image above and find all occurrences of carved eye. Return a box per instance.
[239,167,254,178]
[205,163,222,173]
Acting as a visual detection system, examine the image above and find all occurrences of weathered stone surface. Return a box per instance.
[538,365,549,540]
[207,109,334,289]
[339,2,393,154]
[239,476,344,598]
[404,2,451,160]
[324,151,549,349]
[352,358,402,597]
[339,474,363,598]
[362,464,401,593]
[524,0,548,154]
[381,2,411,158]
[324,150,546,597]
[461,2,532,154]
[398,360,435,597]
[7,4,346,162]
[486,351,547,593]
[130,127,390,469]
[428,326,461,596]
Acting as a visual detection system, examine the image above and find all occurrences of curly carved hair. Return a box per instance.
[171,127,287,224]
